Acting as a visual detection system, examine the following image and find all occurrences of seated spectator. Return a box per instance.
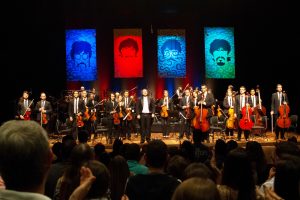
[124,143,149,175]
[125,140,180,200]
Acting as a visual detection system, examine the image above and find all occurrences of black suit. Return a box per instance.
[123,97,135,139]
[17,98,34,120]
[86,99,98,136]
[178,96,194,139]
[223,95,236,137]
[271,92,289,139]
[234,94,251,140]
[158,97,174,137]
[136,96,155,142]
[68,98,85,140]
[105,100,120,142]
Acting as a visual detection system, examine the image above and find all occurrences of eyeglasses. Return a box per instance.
[74,52,89,60]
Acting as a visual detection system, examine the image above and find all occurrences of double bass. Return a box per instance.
[276,92,291,129]
[239,95,254,130]
[192,98,210,132]
[253,88,266,126]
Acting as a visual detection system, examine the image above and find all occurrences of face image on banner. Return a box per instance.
[66,29,97,81]
[157,29,186,78]
[205,27,235,79]
[114,29,143,78]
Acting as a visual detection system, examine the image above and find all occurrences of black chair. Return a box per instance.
[250,115,268,140]
[95,117,109,144]
[209,116,226,141]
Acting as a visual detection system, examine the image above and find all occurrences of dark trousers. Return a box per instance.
[273,114,286,139]
[237,114,250,140]
[179,118,191,138]
[225,127,234,136]
[140,113,152,141]
[161,117,170,136]
[107,119,121,139]
[193,128,209,142]
[124,119,133,138]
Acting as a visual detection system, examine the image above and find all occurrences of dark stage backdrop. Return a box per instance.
[1,0,299,126]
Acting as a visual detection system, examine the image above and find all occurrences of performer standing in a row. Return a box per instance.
[136,89,155,144]
[271,84,289,140]
[179,89,193,140]
[123,90,135,140]
[35,92,52,132]
[16,91,34,120]
[158,90,173,138]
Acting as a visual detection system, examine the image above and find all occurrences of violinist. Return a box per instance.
[105,92,118,144]
[35,92,52,132]
[136,88,155,144]
[234,86,251,141]
[81,90,90,134]
[223,88,236,138]
[123,90,135,140]
[87,92,98,140]
[68,90,85,140]
[16,90,34,120]
[271,84,289,140]
[178,89,193,140]
[117,94,126,140]
[158,90,173,138]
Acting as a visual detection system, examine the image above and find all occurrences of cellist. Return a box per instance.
[35,92,52,133]
[158,90,174,138]
[271,84,289,140]
[234,86,251,141]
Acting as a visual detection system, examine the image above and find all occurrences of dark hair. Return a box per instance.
[214,139,227,170]
[78,130,89,143]
[85,160,110,199]
[161,39,182,57]
[0,120,50,191]
[166,155,189,181]
[61,135,76,162]
[209,39,231,55]
[125,143,141,161]
[109,155,130,200]
[146,140,168,168]
[183,162,213,181]
[275,141,300,159]
[222,148,256,200]
[70,41,92,59]
[118,38,139,55]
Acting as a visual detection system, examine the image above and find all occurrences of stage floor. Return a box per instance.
[48,130,299,149]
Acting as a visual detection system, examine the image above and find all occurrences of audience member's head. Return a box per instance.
[172,177,221,200]
[145,140,168,168]
[78,130,89,143]
[124,143,141,161]
[166,155,189,181]
[85,160,110,199]
[52,142,62,162]
[61,135,76,162]
[0,120,52,192]
[226,139,238,155]
[275,141,300,161]
[182,162,213,181]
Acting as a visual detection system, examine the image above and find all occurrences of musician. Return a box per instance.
[105,92,119,144]
[123,90,135,140]
[68,90,85,140]
[16,90,34,120]
[223,89,236,138]
[234,86,251,141]
[136,89,155,144]
[158,90,173,138]
[178,89,193,140]
[249,88,259,109]
[271,84,289,140]
[91,87,100,102]
[117,94,126,140]
[196,84,215,142]
[35,92,53,132]
[86,92,99,140]
[173,86,183,110]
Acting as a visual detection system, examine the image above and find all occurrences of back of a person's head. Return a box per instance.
[0,120,51,191]
[52,142,62,161]
[215,139,227,156]
[70,143,94,167]
[222,147,255,200]
[112,138,123,152]
[274,154,300,200]
[61,135,76,162]
[183,162,213,181]
[172,177,221,200]
[287,136,298,144]
[275,141,300,159]
[146,140,168,168]
[85,160,110,199]
[166,155,189,181]
[94,142,106,157]
[109,155,130,200]
[246,141,266,164]
[124,143,141,161]
[226,140,238,155]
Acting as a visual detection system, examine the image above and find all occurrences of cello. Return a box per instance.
[112,103,120,125]
[192,98,210,132]
[276,92,291,129]
[239,94,254,130]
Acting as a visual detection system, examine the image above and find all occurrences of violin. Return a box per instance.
[23,99,34,120]
[90,99,105,122]
[83,106,90,120]
[239,95,254,130]
[276,92,291,128]
[76,115,84,127]
[192,100,210,132]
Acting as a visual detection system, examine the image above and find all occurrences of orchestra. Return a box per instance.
[15,83,292,144]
